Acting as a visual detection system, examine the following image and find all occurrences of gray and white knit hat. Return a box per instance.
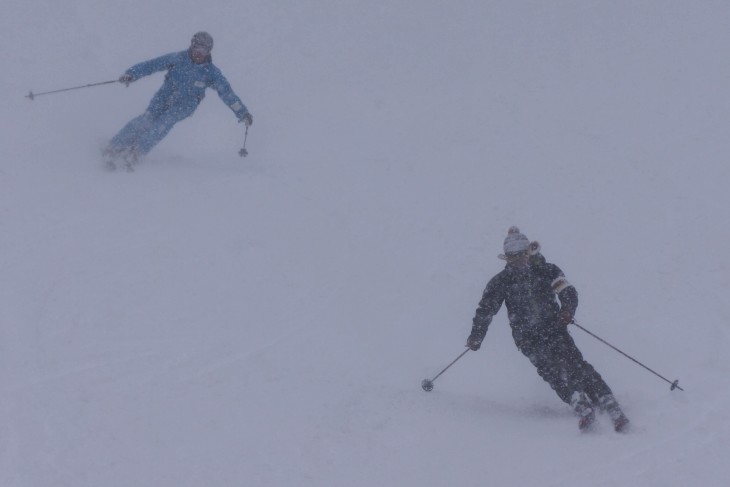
[503,226,530,256]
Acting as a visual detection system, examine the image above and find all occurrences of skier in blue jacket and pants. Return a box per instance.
[104,32,252,169]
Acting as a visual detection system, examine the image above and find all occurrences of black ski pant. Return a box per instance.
[514,327,613,406]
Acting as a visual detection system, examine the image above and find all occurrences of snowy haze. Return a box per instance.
[2,1,729,486]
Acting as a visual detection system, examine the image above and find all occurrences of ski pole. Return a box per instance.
[238,124,249,157]
[421,348,470,392]
[572,320,683,391]
[25,79,119,101]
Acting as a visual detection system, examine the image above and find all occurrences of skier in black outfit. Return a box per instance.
[466,227,629,432]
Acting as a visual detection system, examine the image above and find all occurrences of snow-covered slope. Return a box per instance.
[1,1,728,486]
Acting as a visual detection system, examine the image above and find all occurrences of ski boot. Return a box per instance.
[120,148,140,172]
[599,394,630,432]
[571,392,596,431]
[102,147,122,171]
[102,146,140,172]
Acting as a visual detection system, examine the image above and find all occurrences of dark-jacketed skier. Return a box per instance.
[466,226,629,432]
[104,32,252,170]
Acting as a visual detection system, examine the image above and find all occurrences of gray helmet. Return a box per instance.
[191,31,214,51]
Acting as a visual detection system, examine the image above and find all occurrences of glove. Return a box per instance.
[467,324,486,350]
[466,333,483,351]
[239,112,253,127]
[119,74,134,87]
[558,309,573,327]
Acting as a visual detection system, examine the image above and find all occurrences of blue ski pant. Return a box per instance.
[108,106,194,155]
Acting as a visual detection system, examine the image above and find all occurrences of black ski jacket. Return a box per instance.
[470,259,578,346]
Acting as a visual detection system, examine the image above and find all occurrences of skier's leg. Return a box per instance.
[556,331,630,431]
[103,113,150,170]
[518,336,574,404]
[135,106,195,156]
[521,337,605,429]
[519,337,596,429]
[135,115,176,155]
[106,112,153,154]
[554,331,614,402]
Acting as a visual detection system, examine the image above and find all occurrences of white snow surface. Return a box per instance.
[2,1,729,486]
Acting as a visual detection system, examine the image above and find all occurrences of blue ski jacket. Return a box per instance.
[124,49,249,121]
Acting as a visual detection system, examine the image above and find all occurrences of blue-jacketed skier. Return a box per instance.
[104,32,252,169]
[466,226,630,432]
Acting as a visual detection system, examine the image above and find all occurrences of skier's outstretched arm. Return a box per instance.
[210,67,251,124]
[120,52,180,84]
[467,275,505,350]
